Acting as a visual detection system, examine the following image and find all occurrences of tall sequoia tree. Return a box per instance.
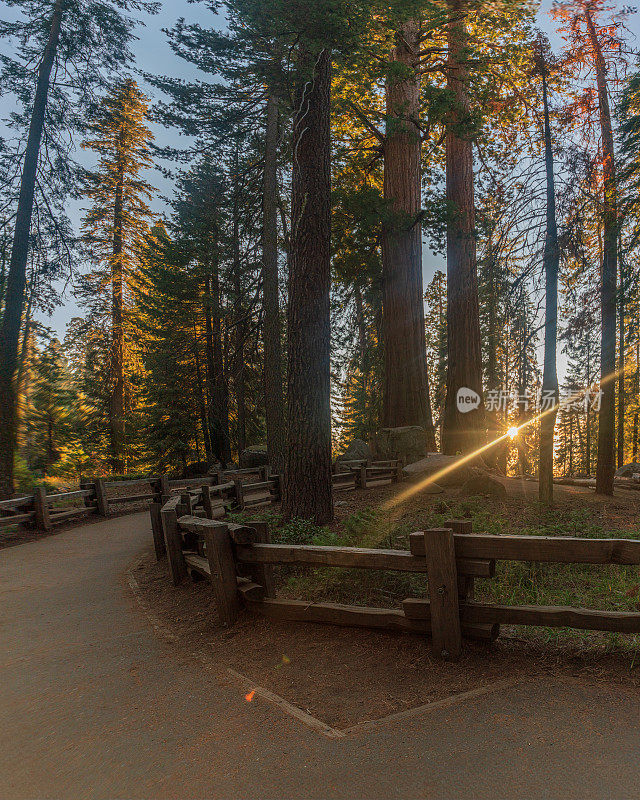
[441,0,484,456]
[536,37,561,506]
[0,0,157,497]
[381,17,435,446]
[80,79,154,473]
[282,48,334,525]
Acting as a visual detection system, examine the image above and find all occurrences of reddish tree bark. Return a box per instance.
[381,19,435,448]
[441,1,484,456]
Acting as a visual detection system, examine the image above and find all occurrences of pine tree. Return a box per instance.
[79,78,154,474]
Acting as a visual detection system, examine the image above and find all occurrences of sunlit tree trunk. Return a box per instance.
[381,18,435,447]
[441,1,484,456]
[0,0,63,498]
[585,9,617,495]
[262,93,285,473]
[617,252,625,468]
[538,49,560,505]
[282,48,334,525]
[634,337,639,463]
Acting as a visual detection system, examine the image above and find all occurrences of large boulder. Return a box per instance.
[335,438,372,467]
[615,462,640,478]
[458,472,507,500]
[375,426,429,464]
[239,446,269,470]
[402,453,474,487]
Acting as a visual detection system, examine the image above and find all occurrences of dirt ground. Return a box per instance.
[132,550,640,730]
[132,477,640,729]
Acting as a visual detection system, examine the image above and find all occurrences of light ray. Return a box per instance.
[385,368,622,510]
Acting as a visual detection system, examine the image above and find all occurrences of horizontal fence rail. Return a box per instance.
[1,458,401,536]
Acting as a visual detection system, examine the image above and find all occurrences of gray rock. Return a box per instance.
[375,426,429,464]
[422,482,445,495]
[239,447,269,469]
[403,453,473,486]
[615,462,640,478]
[335,438,372,467]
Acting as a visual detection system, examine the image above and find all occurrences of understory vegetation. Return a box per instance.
[230,495,640,651]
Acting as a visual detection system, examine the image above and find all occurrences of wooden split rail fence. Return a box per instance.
[158,509,640,659]
[0,459,401,537]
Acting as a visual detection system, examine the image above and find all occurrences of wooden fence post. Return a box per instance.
[445,519,475,600]
[33,487,51,532]
[234,478,245,511]
[159,475,170,503]
[210,469,223,486]
[149,502,166,560]
[424,528,462,660]
[161,505,187,585]
[358,465,368,490]
[202,485,214,519]
[80,479,93,509]
[259,465,271,482]
[204,521,241,627]
[93,478,110,517]
[248,520,275,598]
[179,492,193,517]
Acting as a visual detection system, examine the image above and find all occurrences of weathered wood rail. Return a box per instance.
[0,485,100,531]
[158,508,640,659]
[1,457,401,538]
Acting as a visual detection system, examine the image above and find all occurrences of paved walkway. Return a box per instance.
[1,513,639,799]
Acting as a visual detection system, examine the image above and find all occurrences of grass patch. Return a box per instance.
[230,497,640,651]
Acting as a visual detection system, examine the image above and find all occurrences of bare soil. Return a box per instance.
[132,546,640,730]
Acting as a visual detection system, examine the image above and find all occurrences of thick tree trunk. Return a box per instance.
[586,10,617,496]
[110,150,126,474]
[381,19,435,447]
[0,0,63,498]
[262,93,285,473]
[586,335,592,476]
[441,1,484,456]
[617,255,625,468]
[204,265,232,467]
[282,48,334,525]
[634,337,639,463]
[538,54,560,506]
